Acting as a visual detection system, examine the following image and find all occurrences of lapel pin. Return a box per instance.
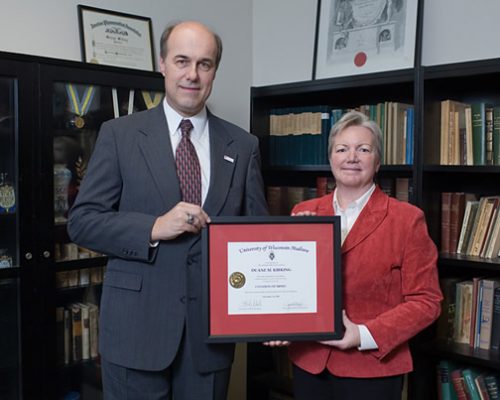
[224,155,234,163]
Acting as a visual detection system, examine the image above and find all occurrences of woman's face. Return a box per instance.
[329,125,380,191]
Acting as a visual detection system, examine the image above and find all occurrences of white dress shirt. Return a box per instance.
[163,99,211,205]
[333,183,378,351]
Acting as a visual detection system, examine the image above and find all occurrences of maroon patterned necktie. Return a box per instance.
[175,119,201,205]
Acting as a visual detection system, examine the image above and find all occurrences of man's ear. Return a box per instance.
[159,57,166,76]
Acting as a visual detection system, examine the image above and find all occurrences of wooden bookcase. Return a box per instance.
[248,57,500,400]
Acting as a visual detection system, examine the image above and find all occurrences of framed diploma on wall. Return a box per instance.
[202,216,343,343]
[313,0,419,79]
[78,5,155,71]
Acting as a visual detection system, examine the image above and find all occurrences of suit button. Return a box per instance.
[180,296,186,304]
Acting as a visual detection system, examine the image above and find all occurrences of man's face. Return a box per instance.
[159,23,218,117]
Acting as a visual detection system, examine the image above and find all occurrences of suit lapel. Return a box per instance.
[341,187,388,254]
[137,105,181,210]
[202,113,237,215]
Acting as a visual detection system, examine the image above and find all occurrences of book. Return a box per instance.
[70,303,82,362]
[440,100,469,165]
[457,200,480,254]
[450,369,469,400]
[437,277,461,340]
[493,106,500,165]
[462,368,482,400]
[87,303,99,359]
[455,280,473,344]
[395,178,410,202]
[486,107,494,165]
[441,192,453,253]
[437,360,459,400]
[470,197,500,256]
[483,207,500,259]
[471,277,484,348]
[267,186,286,216]
[77,303,90,360]
[469,277,483,349]
[63,308,71,365]
[479,278,500,350]
[474,374,491,400]
[465,106,474,165]
[450,192,467,254]
[484,375,500,399]
[471,102,490,165]
[490,287,500,351]
[56,306,65,365]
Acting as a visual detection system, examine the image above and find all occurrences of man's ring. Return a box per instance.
[187,213,195,225]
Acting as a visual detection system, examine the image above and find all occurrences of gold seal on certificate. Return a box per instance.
[229,272,246,289]
[74,116,85,129]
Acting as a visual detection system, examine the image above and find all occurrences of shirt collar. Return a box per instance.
[163,98,208,140]
[333,183,376,212]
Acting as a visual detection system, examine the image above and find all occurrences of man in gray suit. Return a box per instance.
[68,20,268,400]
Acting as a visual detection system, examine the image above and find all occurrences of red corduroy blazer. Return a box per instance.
[288,187,442,378]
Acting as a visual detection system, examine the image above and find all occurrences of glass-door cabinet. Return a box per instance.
[0,52,164,399]
[0,57,37,400]
[38,61,164,400]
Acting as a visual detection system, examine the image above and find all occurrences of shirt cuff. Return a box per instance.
[358,324,378,351]
[149,240,160,247]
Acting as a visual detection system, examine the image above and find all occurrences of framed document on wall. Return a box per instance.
[313,0,419,79]
[202,216,343,343]
[78,5,155,71]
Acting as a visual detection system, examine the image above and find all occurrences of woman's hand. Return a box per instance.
[263,340,291,347]
[318,310,361,350]
[291,210,317,217]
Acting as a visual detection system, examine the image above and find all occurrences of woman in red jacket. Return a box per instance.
[268,110,442,399]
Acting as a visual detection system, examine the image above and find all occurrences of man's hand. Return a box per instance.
[151,201,210,241]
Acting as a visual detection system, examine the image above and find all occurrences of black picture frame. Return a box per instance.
[202,216,343,343]
[78,5,155,71]
[313,0,420,80]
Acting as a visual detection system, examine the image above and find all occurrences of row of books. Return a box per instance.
[268,102,414,166]
[437,277,500,351]
[56,302,99,365]
[438,359,499,400]
[267,177,412,216]
[267,186,318,216]
[441,193,500,259]
[54,242,104,262]
[379,177,413,203]
[439,100,500,166]
[55,266,105,289]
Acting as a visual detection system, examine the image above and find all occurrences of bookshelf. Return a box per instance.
[249,57,500,399]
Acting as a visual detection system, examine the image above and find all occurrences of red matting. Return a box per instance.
[208,223,335,338]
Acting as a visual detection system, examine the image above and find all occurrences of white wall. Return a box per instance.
[0,0,252,129]
[252,0,500,86]
[252,0,317,86]
[421,0,500,66]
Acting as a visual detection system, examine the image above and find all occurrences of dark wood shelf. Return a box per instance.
[0,267,20,280]
[424,165,500,173]
[424,339,500,370]
[55,257,107,271]
[439,254,500,270]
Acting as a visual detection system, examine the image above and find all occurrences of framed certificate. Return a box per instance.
[202,216,343,343]
[78,5,155,71]
[313,0,419,79]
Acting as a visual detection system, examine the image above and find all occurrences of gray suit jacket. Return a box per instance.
[67,105,268,372]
